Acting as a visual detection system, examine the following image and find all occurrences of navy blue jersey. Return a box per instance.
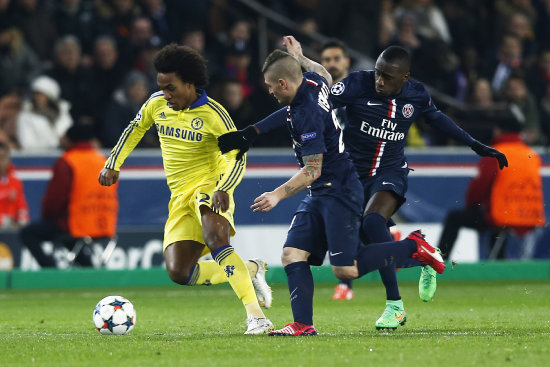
[288,72,356,194]
[329,70,438,179]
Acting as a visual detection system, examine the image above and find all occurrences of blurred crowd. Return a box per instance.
[1,0,550,151]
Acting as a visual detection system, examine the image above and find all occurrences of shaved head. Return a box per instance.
[262,49,303,84]
[262,49,304,105]
[380,46,411,74]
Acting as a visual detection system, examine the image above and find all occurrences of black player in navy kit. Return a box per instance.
[283,39,507,329]
[218,37,447,334]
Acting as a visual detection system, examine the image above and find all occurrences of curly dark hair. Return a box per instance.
[153,44,209,87]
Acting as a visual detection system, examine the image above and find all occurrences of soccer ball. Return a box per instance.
[93,295,136,335]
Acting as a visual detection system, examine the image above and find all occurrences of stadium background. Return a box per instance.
[1,0,550,277]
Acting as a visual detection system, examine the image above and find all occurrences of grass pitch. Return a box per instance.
[1,279,549,367]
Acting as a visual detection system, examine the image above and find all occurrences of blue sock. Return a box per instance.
[339,279,352,289]
[356,239,422,277]
[362,213,401,300]
[284,261,314,325]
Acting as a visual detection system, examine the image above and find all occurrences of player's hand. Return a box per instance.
[212,190,230,213]
[283,35,303,58]
[251,192,280,213]
[470,140,508,169]
[98,168,119,186]
[217,125,258,160]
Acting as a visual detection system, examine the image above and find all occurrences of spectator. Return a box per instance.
[213,77,255,129]
[438,109,545,260]
[495,0,537,39]
[459,78,502,145]
[378,0,396,50]
[12,0,57,62]
[180,28,219,76]
[212,18,255,69]
[140,0,180,44]
[505,13,538,67]
[118,16,161,70]
[53,0,107,56]
[489,34,524,95]
[0,16,42,96]
[16,75,73,151]
[501,74,540,145]
[387,12,423,53]
[0,93,22,149]
[455,47,480,103]
[89,35,128,119]
[99,71,157,147]
[0,142,29,230]
[45,35,95,121]
[95,0,141,43]
[221,44,254,99]
[133,40,161,93]
[394,0,452,44]
[19,124,119,267]
[525,48,550,103]
[470,78,495,108]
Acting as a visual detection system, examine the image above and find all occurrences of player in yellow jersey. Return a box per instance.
[98,44,273,334]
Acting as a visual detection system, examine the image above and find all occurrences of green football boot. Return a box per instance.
[375,300,406,330]
[419,265,438,302]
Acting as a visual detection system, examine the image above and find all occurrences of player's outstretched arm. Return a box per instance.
[470,140,508,169]
[283,35,332,85]
[251,153,322,213]
[98,168,120,186]
[217,125,260,160]
[218,107,287,159]
[425,110,508,170]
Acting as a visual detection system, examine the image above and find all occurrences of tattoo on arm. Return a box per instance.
[302,153,323,179]
[297,56,332,85]
[284,183,307,197]
[278,153,323,198]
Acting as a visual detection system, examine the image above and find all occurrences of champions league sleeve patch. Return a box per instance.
[330,82,345,95]
[301,132,317,142]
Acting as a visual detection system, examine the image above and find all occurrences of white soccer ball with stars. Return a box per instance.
[93,295,136,335]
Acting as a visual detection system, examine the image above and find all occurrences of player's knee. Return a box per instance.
[332,266,358,280]
[202,235,220,252]
[202,229,228,252]
[166,263,194,286]
[281,247,308,266]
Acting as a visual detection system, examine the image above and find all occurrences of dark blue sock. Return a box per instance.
[339,279,352,289]
[362,213,401,300]
[362,213,392,244]
[284,261,314,325]
[356,239,422,277]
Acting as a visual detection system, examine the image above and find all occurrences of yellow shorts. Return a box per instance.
[163,183,236,252]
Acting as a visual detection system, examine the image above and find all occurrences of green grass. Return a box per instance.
[1,280,550,367]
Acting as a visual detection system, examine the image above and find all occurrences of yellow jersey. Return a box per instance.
[105,90,245,197]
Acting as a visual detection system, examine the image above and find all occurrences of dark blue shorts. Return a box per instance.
[284,194,362,267]
[361,168,409,212]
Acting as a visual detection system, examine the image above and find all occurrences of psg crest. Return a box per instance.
[402,104,414,118]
